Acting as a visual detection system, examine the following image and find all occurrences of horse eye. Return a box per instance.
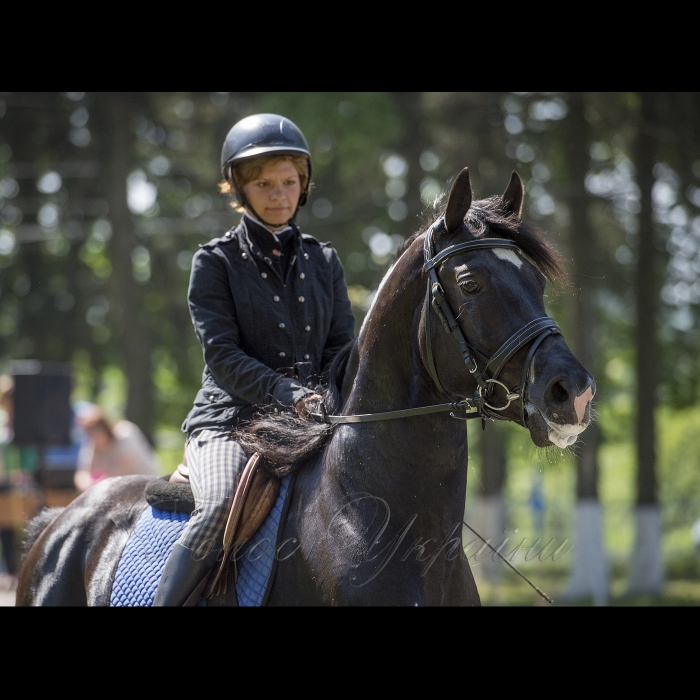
[460,280,481,294]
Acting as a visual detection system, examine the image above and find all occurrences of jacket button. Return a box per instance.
[273,295,280,302]
[279,323,285,329]
[303,253,309,260]
[209,394,215,402]
[242,253,248,260]
[279,352,286,358]
[300,273,306,279]
[304,354,310,360]
[261,272,268,279]
[298,296,305,303]
[305,325,311,332]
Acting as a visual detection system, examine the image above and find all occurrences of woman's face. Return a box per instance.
[242,159,301,228]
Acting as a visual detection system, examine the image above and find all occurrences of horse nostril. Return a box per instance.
[550,380,569,405]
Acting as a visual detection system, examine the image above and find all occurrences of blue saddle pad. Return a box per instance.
[110,475,291,607]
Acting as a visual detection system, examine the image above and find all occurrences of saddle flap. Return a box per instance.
[222,453,280,552]
[237,467,280,543]
[204,453,279,599]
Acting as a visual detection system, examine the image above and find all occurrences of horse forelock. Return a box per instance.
[394,197,567,287]
[467,197,566,286]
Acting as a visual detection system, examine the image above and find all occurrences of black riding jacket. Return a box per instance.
[182,216,356,434]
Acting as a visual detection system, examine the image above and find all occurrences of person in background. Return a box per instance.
[73,408,160,492]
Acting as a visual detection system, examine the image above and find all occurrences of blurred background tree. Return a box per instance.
[2,92,700,604]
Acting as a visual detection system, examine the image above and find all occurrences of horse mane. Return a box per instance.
[233,339,356,477]
[395,194,568,287]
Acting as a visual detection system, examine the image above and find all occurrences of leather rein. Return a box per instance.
[312,218,561,427]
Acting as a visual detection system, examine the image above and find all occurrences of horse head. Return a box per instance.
[420,167,595,448]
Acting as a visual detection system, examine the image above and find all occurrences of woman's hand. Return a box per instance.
[295,394,322,418]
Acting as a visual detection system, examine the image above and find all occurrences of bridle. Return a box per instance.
[422,219,561,424]
[312,218,561,427]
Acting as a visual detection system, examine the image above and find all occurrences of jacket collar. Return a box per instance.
[239,216,300,257]
[234,216,302,282]
[243,213,293,240]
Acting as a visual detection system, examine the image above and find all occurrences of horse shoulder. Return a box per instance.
[265,461,330,606]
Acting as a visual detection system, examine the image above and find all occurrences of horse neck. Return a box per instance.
[330,243,469,520]
[348,247,434,412]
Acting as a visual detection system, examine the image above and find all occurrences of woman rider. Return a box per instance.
[153,114,356,606]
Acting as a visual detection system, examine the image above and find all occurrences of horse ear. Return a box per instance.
[444,167,473,232]
[502,171,524,218]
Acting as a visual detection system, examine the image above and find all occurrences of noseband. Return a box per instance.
[312,218,560,427]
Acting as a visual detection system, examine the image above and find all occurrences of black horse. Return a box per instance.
[16,168,595,606]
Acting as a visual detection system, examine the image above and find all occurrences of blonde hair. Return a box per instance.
[219,154,310,213]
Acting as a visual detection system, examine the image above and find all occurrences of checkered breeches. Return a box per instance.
[178,429,249,559]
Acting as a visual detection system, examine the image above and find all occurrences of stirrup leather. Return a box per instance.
[203,453,280,599]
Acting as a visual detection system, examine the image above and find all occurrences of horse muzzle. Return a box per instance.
[524,372,596,449]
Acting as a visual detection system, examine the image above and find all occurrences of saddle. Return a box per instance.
[165,452,280,604]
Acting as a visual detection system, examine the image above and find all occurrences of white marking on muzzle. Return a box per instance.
[574,386,594,423]
[526,403,588,449]
[544,390,593,447]
[546,422,587,448]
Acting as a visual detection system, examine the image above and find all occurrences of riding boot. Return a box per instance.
[152,543,219,607]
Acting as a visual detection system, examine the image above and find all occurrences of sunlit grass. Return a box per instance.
[464,401,700,606]
[474,563,700,606]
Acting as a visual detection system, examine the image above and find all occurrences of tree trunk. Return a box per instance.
[627,92,664,596]
[558,92,609,605]
[99,93,155,443]
[392,92,431,222]
[468,421,508,583]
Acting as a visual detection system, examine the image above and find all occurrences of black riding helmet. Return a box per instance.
[221,113,312,226]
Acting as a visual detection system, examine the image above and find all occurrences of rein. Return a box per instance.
[312,218,561,427]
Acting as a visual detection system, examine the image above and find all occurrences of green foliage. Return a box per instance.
[658,405,700,530]
[3,93,700,605]
[92,365,127,423]
[467,401,700,605]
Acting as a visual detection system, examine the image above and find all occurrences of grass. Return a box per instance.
[472,559,700,606]
[462,403,700,607]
